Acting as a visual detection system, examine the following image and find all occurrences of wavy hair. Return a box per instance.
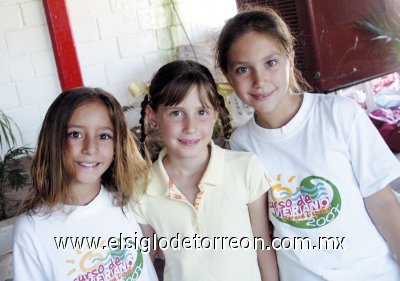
[19,87,148,215]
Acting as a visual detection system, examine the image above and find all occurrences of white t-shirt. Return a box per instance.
[13,186,158,281]
[230,93,400,281]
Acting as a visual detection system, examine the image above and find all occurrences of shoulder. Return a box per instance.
[14,207,64,239]
[231,118,252,138]
[222,147,256,159]
[216,143,252,157]
[223,149,271,197]
[221,147,264,171]
[214,146,269,190]
[14,213,30,232]
[307,93,362,124]
[148,157,166,186]
[14,213,40,242]
[230,117,254,149]
[14,211,45,228]
[312,93,359,111]
[144,154,169,197]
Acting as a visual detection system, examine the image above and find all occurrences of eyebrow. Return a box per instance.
[67,125,114,131]
[229,52,283,66]
[165,106,213,110]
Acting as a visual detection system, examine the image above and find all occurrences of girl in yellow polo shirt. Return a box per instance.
[133,60,279,281]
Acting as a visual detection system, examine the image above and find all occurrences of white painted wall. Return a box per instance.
[0,0,238,153]
[0,0,60,153]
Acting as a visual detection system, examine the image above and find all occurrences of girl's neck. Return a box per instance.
[162,146,211,205]
[255,94,303,129]
[163,145,210,182]
[67,182,101,206]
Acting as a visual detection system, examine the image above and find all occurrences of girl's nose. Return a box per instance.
[82,137,97,155]
[183,116,196,133]
[253,68,267,88]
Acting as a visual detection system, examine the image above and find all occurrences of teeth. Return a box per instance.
[180,139,198,144]
[253,92,272,96]
[252,93,272,100]
[78,162,98,167]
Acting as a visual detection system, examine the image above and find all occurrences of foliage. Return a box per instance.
[357,10,400,60]
[0,109,32,219]
[0,109,17,151]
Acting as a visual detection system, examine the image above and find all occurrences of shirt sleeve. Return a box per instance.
[13,216,47,281]
[229,133,243,151]
[347,103,400,197]
[129,199,149,225]
[246,154,274,203]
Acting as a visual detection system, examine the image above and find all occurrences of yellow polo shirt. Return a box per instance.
[133,142,272,281]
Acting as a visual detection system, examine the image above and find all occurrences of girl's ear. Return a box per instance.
[145,105,158,128]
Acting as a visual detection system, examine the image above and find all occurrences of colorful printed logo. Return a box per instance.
[67,240,143,281]
[269,175,341,228]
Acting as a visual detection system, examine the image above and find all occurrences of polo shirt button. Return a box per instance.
[222,194,230,204]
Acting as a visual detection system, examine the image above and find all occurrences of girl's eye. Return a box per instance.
[266,59,278,67]
[198,109,209,116]
[67,131,81,138]
[99,133,113,140]
[236,66,248,74]
[170,110,183,117]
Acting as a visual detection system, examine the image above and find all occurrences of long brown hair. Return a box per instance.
[19,87,148,215]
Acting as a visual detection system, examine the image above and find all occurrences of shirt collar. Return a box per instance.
[145,141,225,196]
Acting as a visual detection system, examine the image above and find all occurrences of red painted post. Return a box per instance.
[43,0,83,91]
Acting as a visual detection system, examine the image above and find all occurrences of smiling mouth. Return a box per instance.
[251,91,273,100]
[179,139,199,145]
[77,162,100,167]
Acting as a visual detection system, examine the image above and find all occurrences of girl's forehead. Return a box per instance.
[192,85,215,106]
[68,101,114,125]
[72,100,109,114]
[166,86,214,108]
[228,31,286,62]
[236,31,283,49]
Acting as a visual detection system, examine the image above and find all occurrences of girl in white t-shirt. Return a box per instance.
[13,87,157,281]
[134,60,279,281]
[216,6,400,281]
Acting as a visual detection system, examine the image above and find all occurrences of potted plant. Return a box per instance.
[0,109,31,220]
[357,9,400,60]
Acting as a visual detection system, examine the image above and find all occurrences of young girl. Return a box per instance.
[216,6,400,281]
[13,87,158,281]
[133,60,279,281]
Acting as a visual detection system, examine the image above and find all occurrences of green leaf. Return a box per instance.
[122,105,136,112]
[3,146,32,162]
[394,41,400,61]
[6,168,29,191]
[0,109,17,150]
[0,146,31,194]
[357,10,400,61]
